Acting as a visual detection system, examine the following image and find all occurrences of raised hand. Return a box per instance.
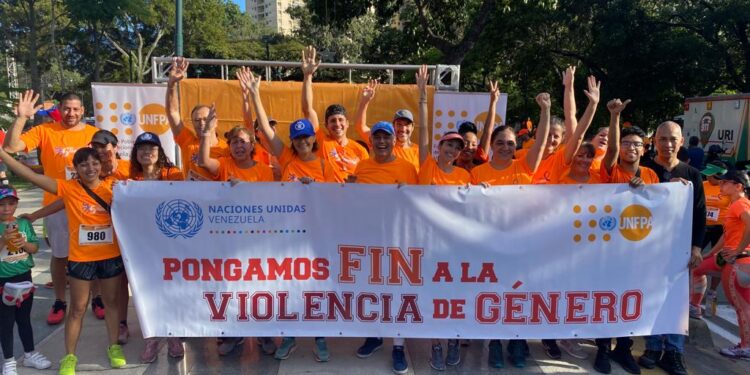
[203,104,218,135]
[489,81,500,104]
[361,79,379,104]
[301,46,320,77]
[606,98,631,115]
[562,66,576,87]
[415,65,429,94]
[169,57,189,85]
[15,90,42,119]
[235,66,252,95]
[583,75,601,104]
[536,92,551,110]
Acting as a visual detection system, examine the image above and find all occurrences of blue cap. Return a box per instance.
[370,121,395,135]
[134,132,162,147]
[289,119,315,139]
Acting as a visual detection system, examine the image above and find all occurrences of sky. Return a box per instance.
[230,0,246,12]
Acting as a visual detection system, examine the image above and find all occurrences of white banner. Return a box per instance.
[113,182,691,339]
[91,83,176,162]
[431,92,508,155]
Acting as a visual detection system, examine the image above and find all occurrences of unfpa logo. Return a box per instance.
[572,204,652,243]
[155,199,203,238]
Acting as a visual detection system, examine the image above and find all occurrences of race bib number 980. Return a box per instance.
[79,225,113,246]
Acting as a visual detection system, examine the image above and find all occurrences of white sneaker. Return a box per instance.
[559,339,589,359]
[720,344,750,359]
[2,359,17,375]
[22,351,51,369]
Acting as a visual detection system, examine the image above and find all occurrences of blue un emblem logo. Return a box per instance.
[120,112,136,125]
[155,199,203,238]
[599,216,617,231]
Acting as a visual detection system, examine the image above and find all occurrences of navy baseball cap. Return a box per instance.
[289,119,315,139]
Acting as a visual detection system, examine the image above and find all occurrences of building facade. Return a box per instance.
[246,0,303,35]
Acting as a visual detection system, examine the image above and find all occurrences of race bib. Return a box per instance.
[187,169,210,181]
[78,225,113,246]
[65,166,77,180]
[707,207,720,222]
[0,246,27,263]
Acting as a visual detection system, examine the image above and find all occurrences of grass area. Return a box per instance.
[7,172,33,191]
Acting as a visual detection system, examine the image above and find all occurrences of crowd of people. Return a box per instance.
[0,46,747,375]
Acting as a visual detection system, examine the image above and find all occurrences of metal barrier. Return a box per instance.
[151,57,461,91]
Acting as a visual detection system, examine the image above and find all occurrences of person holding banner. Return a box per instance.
[0,147,126,375]
[301,46,369,182]
[197,101,273,184]
[454,83,499,172]
[0,186,53,374]
[4,90,100,327]
[238,67,336,184]
[165,57,230,181]
[350,120,416,374]
[412,65,467,369]
[354,79,420,171]
[638,121,706,375]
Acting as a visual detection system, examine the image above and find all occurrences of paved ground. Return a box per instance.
[8,187,750,374]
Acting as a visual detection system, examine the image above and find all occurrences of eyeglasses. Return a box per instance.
[621,141,644,149]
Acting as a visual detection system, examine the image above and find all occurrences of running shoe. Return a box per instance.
[167,337,184,358]
[47,300,66,325]
[487,340,504,368]
[446,339,460,366]
[256,337,276,355]
[429,343,446,370]
[593,348,611,374]
[218,337,244,356]
[274,337,296,360]
[58,354,77,375]
[542,339,562,359]
[91,295,105,320]
[560,339,589,359]
[392,345,408,374]
[637,349,661,369]
[356,337,383,358]
[313,337,329,362]
[107,344,126,368]
[720,344,750,359]
[610,346,641,374]
[117,322,129,345]
[2,359,16,375]
[141,338,160,363]
[507,340,526,368]
[688,304,702,319]
[658,350,687,375]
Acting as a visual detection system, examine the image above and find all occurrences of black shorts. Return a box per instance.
[67,256,124,281]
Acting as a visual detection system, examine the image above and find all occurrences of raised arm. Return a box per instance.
[4,90,41,153]
[562,66,577,137]
[601,98,631,174]
[166,57,189,136]
[416,65,430,164]
[478,81,499,155]
[198,105,221,175]
[301,46,320,131]
[563,75,600,164]
[240,69,284,157]
[354,79,379,146]
[237,68,254,129]
[0,148,57,194]
[526,93,551,172]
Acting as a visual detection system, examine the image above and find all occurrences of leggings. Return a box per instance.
[0,271,34,359]
[690,255,722,307]
[722,257,750,347]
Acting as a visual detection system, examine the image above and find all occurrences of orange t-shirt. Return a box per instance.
[419,155,471,185]
[316,130,369,183]
[600,164,659,184]
[354,157,418,184]
[216,157,274,182]
[723,198,750,251]
[131,166,184,181]
[279,147,336,182]
[56,178,120,262]
[704,182,731,226]
[470,159,533,185]
[111,159,131,180]
[555,170,604,185]
[532,149,567,184]
[21,122,99,204]
[395,144,420,173]
[174,129,229,181]
[590,148,606,172]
